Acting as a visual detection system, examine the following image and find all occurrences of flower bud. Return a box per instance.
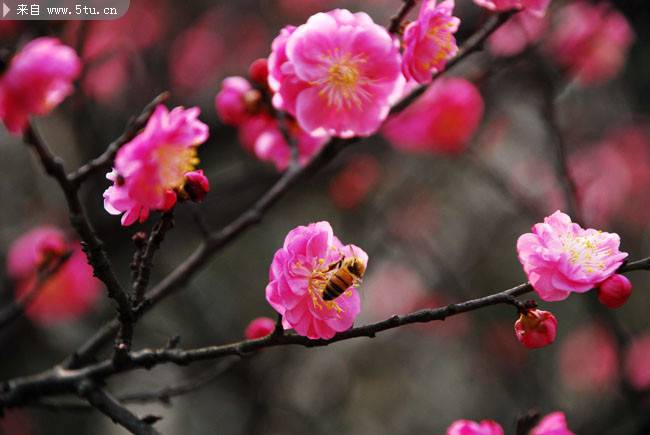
[514,309,557,349]
[248,58,269,86]
[183,170,210,203]
[597,274,632,309]
[244,317,275,339]
[215,76,252,126]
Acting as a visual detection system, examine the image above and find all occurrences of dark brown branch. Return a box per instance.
[63,11,518,370]
[388,0,418,34]
[2,257,648,409]
[24,124,134,354]
[69,92,170,186]
[0,252,71,329]
[78,381,161,435]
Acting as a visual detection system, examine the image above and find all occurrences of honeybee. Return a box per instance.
[322,251,366,301]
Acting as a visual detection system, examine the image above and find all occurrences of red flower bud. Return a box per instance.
[514,309,557,349]
[597,274,632,309]
[248,58,269,86]
[184,170,210,203]
[244,317,275,339]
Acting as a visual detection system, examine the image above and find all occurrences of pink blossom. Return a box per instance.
[514,309,557,349]
[517,211,627,302]
[488,11,547,57]
[473,0,550,17]
[103,105,209,226]
[383,78,484,154]
[531,412,575,435]
[546,1,634,86]
[559,324,618,392]
[265,222,367,340]
[624,333,650,390]
[402,0,460,84]
[329,155,381,209]
[447,419,504,435]
[268,9,404,138]
[245,317,276,339]
[597,274,632,309]
[215,76,255,126]
[0,37,81,134]
[7,226,101,325]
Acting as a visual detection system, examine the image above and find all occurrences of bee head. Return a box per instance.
[347,257,366,279]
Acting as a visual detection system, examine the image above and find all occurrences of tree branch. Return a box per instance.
[388,0,418,34]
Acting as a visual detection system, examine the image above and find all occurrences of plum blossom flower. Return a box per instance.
[215,76,257,126]
[268,9,404,138]
[245,317,276,339]
[514,309,557,349]
[546,1,634,86]
[531,412,575,435]
[7,226,102,325]
[0,37,81,134]
[488,11,547,57]
[517,211,627,302]
[597,274,632,309]
[402,0,460,84]
[473,0,550,17]
[624,333,650,391]
[447,419,504,435]
[103,105,209,226]
[383,78,484,154]
[265,222,367,340]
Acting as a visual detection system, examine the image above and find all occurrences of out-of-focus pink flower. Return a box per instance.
[7,226,102,325]
[103,105,209,226]
[170,12,225,93]
[383,78,484,154]
[624,333,650,391]
[0,37,81,134]
[488,11,547,57]
[329,155,381,209]
[82,54,129,102]
[265,222,367,340]
[597,274,632,309]
[402,0,460,84]
[215,76,257,126]
[473,0,550,16]
[268,9,404,138]
[514,309,557,349]
[546,1,634,86]
[447,419,504,435]
[559,324,618,391]
[363,261,426,320]
[517,211,627,302]
[531,412,575,435]
[244,317,276,339]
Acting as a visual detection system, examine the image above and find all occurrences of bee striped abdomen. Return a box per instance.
[323,270,352,301]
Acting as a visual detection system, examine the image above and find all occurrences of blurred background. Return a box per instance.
[1,0,649,433]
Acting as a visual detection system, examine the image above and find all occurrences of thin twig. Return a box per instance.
[388,0,418,34]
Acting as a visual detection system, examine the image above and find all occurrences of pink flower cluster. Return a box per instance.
[103,105,210,226]
[546,1,634,86]
[7,226,101,325]
[265,222,367,339]
[448,412,573,435]
[0,37,81,134]
[268,9,404,138]
[383,78,484,154]
[215,74,327,171]
[517,211,627,302]
[402,0,460,84]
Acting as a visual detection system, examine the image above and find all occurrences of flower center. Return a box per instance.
[154,145,199,190]
[420,20,456,71]
[313,50,371,110]
[561,233,611,274]
[302,257,350,316]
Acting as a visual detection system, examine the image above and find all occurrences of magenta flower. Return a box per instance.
[103,105,209,226]
[546,1,634,86]
[244,317,276,339]
[517,211,627,302]
[514,309,557,349]
[488,10,547,57]
[265,222,367,340]
[215,76,255,126]
[0,37,81,134]
[268,9,404,138]
[402,0,460,84]
[531,412,575,435]
[7,226,102,325]
[383,78,484,154]
[447,419,504,435]
[473,0,550,17]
